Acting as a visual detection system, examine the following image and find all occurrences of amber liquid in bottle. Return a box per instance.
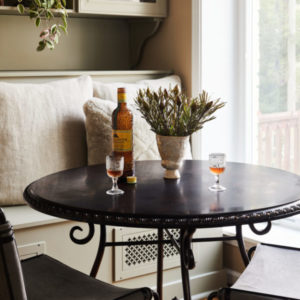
[112,88,134,179]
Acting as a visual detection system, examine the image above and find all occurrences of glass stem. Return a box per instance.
[112,177,118,190]
[215,175,220,186]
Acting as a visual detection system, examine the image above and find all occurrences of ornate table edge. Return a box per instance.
[23,187,300,228]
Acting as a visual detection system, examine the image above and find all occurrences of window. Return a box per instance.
[252,0,300,175]
[193,0,300,227]
[248,0,300,226]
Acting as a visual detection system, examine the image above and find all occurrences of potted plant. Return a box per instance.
[17,0,68,51]
[135,85,225,179]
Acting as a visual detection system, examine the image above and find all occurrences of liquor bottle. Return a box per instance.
[112,87,134,179]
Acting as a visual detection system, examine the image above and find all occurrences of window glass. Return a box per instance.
[255,0,300,176]
[258,1,289,114]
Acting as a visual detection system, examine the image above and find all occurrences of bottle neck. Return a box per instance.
[117,99,127,107]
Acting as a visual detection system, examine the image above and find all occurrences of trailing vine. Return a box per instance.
[17,0,68,51]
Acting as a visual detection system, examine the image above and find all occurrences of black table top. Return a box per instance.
[24,160,300,228]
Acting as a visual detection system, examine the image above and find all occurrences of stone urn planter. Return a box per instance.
[156,135,189,179]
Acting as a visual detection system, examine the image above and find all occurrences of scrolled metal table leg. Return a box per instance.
[90,224,107,278]
[180,227,196,300]
[69,223,107,278]
[236,225,249,266]
[157,228,164,300]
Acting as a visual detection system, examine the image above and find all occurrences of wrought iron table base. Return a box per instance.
[69,221,272,300]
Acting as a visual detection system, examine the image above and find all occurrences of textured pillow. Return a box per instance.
[93,82,141,105]
[136,75,181,92]
[92,75,181,104]
[83,98,161,165]
[0,76,93,205]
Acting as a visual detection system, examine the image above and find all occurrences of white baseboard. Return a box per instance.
[152,269,226,300]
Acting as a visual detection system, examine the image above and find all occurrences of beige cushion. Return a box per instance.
[92,75,181,105]
[136,75,182,91]
[93,82,141,105]
[83,98,161,166]
[0,76,93,206]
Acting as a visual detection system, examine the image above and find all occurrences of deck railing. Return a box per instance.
[257,111,300,174]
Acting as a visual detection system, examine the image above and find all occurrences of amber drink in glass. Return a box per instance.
[106,155,124,195]
[209,153,226,192]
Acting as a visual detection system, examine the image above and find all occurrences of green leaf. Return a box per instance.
[46,10,54,19]
[34,0,42,6]
[35,17,41,27]
[17,0,23,3]
[45,39,54,50]
[58,8,66,15]
[61,14,67,28]
[17,4,25,14]
[40,29,49,38]
[29,9,39,17]
[51,24,57,34]
[37,40,46,51]
[53,34,59,44]
[61,0,66,7]
[58,24,67,34]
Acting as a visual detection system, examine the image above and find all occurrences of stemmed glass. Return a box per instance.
[106,155,124,195]
[208,153,226,192]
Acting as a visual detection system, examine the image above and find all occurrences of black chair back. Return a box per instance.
[0,208,27,300]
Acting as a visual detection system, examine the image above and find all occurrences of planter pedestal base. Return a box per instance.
[164,169,180,179]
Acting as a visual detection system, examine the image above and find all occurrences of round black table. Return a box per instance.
[24,160,300,300]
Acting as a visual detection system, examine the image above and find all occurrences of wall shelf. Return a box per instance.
[78,0,167,18]
[0,0,167,18]
[0,0,168,71]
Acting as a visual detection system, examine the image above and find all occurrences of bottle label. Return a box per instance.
[112,130,133,152]
[118,92,126,103]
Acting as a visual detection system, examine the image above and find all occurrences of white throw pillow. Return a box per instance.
[83,98,161,166]
[0,76,93,205]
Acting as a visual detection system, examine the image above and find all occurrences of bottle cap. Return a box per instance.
[126,176,137,184]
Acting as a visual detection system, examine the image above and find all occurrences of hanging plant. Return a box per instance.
[17,0,68,51]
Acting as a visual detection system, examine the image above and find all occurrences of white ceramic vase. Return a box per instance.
[156,134,189,179]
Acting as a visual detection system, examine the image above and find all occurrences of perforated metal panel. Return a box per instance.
[113,228,199,281]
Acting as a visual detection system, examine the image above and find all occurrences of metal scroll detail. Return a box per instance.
[89,225,106,278]
[249,221,272,235]
[69,223,107,279]
[69,223,95,245]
